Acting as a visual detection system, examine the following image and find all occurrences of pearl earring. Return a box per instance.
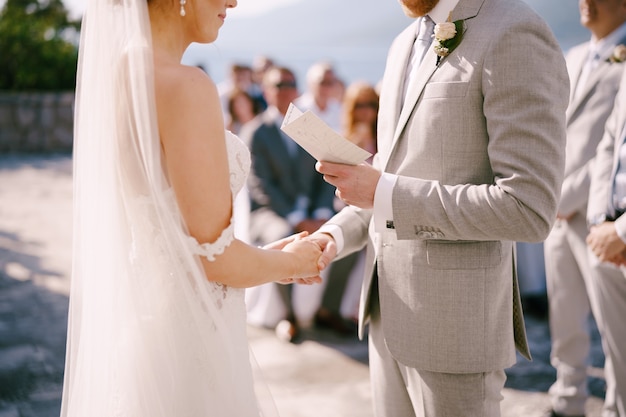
[179,0,186,16]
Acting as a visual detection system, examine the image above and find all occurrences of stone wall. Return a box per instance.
[0,92,74,153]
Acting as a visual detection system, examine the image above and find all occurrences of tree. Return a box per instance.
[0,0,80,90]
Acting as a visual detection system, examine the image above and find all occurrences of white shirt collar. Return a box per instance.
[590,21,626,62]
[428,0,461,24]
[266,105,285,126]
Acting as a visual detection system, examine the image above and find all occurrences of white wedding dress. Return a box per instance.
[61,0,271,412]
[62,130,264,417]
[121,131,258,415]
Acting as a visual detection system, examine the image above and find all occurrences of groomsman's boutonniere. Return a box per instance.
[609,44,626,63]
[433,14,465,66]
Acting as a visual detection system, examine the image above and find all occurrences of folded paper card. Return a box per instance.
[280,103,372,165]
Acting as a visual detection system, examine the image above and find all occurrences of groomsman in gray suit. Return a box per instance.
[543,1,626,416]
[587,68,626,417]
[310,0,569,415]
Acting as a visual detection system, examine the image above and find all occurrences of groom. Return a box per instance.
[311,0,569,415]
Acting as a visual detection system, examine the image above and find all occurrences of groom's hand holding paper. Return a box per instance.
[280,103,372,165]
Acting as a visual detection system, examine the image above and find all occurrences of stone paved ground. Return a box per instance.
[0,155,607,417]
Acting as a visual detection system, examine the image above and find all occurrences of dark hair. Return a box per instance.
[227,88,261,123]
[262,66,296,88]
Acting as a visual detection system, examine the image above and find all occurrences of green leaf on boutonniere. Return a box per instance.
[433,19,465,66]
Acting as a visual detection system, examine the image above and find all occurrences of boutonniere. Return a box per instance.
[608,44,626,63]
[433,15,465,66]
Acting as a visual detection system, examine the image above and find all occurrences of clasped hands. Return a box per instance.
[587,221,626,267]
[263,231,337,285]
[265,160,382,285]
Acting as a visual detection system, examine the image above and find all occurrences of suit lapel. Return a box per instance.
[568,36,626,121]
[392,50,438,145]
[612,106,626,183]
[383,0,484,171]
[572,60,613,115]
[565,45,589,122]
[383,27,437,170]
[390,21,419,126]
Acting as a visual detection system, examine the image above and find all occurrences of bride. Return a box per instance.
[60,0,328,415]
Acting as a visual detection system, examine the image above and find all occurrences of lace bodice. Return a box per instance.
[187,131,250,260]
[224,130,251,196]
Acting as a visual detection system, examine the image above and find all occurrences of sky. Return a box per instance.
[3,0,587,84]
[61,0,301,19]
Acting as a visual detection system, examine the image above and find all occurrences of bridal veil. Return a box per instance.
[61,0,265,415]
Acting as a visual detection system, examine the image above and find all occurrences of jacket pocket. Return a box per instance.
[424,240,501,270]
[422,81,469,99]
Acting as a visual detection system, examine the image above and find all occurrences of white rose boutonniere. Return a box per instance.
[434,22,457,40]
[609,44,626,63]
[433,17,465,66]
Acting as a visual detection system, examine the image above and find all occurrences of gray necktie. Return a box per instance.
[403,16,435,102]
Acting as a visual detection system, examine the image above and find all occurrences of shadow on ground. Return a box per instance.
[0,153,608,416]
[289,307,607,402]
[506,312,606,400]
[0,242,68,416]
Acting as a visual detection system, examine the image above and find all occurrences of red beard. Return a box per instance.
[399,0,440,17]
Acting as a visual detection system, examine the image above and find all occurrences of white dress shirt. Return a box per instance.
[319,0,460,252]
[373,0,460,236]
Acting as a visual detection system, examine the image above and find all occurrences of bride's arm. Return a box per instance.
[155,64,320,288]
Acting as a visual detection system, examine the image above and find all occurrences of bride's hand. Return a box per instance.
[277,276,322,285]
[263,231,309,250]
[280,238,323,283]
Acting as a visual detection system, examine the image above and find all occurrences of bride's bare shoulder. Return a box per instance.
[153,60,223,145]
[154,61,219,114]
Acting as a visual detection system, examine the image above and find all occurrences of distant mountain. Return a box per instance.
[183,0,588,85]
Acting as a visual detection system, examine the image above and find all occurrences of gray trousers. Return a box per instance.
[368,282,506,417]
[589,251,626,417]
[544,216,615,415]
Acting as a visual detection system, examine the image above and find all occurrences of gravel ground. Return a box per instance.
[0,154,606,417]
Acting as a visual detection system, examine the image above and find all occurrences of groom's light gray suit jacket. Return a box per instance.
[327,0,569,374]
